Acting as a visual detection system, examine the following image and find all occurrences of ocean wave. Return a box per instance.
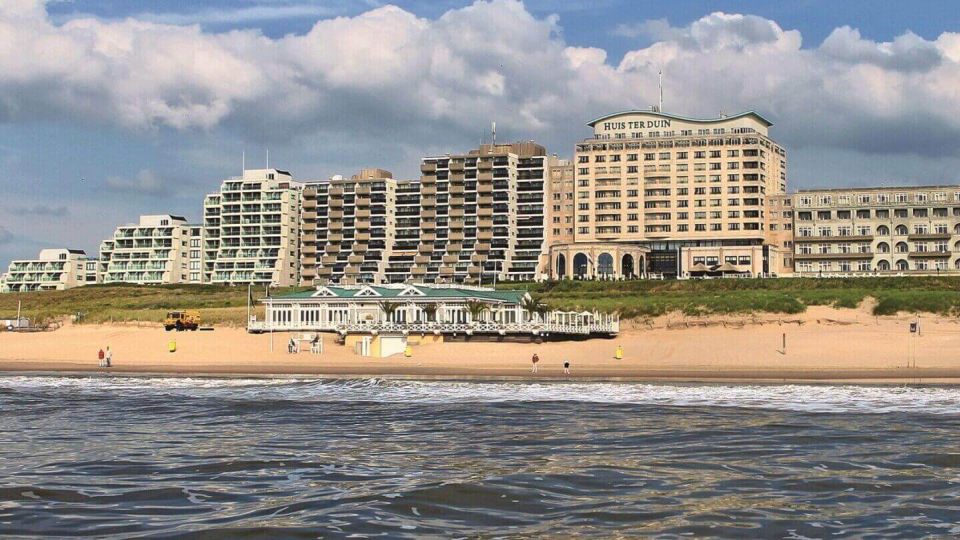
[1,376,958,414]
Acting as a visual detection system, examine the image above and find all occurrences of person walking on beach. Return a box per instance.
[563,359,570,375]
[105,346,112,368]
[98,348,105,368]
[531,353,539,373]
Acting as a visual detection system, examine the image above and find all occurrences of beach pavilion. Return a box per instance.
[248,283,619,339]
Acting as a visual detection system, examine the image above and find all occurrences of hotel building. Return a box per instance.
[98,215,203,285]
[415,142,548,283]
[549,110,788,279]
[203,169,302,286]
[300,168,408,285]
[793,186,960,274]
[1,249,96,292]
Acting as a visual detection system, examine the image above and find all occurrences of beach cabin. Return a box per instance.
[248,284,618,341]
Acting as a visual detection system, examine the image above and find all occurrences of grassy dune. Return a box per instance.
[2,278,958,326]
[0,284,311,326]
[505,277,960,318]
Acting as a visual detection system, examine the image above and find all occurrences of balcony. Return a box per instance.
[329,210,344,220]
[475,243,490,253]
[793,235,873,243]
[421,162,437,174]
[908,233,952,241]
[328,233,343,242]
[793,252,873,260]
[348,255,364,264]
[356,209,371,219]
[443,255,459,264]
[418,243,433,254]
[910,250,951,258]
[356,232,371,242]
[439,266,456,276]
[415,255,430,264]
[322,255,337,265]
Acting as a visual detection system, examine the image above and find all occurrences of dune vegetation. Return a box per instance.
[2,277,959,327]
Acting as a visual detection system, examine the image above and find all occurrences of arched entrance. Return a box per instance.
[598,253,614,278]
[556,253,566,279]
[573,253,589,279]
[876,260,890,271]
[621,254,634,279]
[896,259,909,271]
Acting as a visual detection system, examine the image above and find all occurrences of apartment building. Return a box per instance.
[416,142,548,283]
[98,215,201,284]
[300,168,407,285]
[793,186,960,274]
[203,169,301,286]
[550,109,788,279]
[767,194,795,273]
[547,156,576,247]
[1,249,95,292]
[384,180,423,282]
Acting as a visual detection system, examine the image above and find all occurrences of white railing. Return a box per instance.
[248,317,619,336]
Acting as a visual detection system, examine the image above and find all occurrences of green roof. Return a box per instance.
[268,284,526,304]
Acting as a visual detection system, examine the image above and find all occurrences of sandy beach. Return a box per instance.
[2,303,959,383]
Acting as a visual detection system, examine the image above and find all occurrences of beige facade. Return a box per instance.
[300,169,406,285]
[98,215,198,285]
[547,156,575,247]
[204,169,301,286]
[1,249,95,292]
[767,194,795,273]
[548,242,648,279]
[416,142,548,283]
[549,110,788,278]
[793,186,960,275]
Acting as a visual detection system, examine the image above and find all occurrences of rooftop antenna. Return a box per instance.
[491,121,496,147]
[658,68,663,113]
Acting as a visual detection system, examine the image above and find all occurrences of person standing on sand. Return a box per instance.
[98,348,105,368]
[563,360,570,375]
[105,347,112,368]
[531,353,539,373]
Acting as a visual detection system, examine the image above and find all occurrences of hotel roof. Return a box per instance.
[587,110,774,128]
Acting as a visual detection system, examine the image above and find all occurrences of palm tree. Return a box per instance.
[465,300,489,323]
[378,301,399,322]
[522,296,547,322]
[421,303,438,323]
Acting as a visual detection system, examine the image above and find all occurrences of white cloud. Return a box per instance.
[1,1,960,165]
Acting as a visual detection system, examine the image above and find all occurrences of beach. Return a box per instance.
[1,303,958,383]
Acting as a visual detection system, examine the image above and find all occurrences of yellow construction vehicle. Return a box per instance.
[164,310,201,331]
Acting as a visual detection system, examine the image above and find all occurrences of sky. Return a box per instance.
[3,0,960,269]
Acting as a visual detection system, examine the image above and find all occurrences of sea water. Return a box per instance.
[1,377,959,537]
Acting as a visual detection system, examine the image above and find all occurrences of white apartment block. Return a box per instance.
[204,169,301,286]
[98,215,202,285]
[1,249,95,292]
[793,186,960,275]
